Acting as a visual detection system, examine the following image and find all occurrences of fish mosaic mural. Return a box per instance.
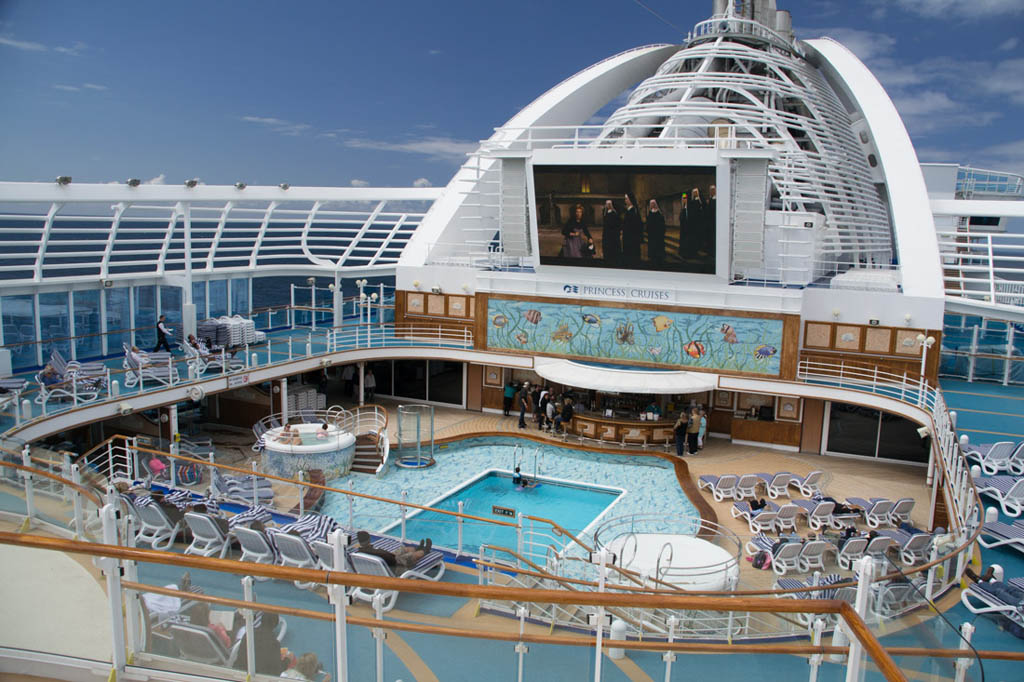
[485,298,785,375]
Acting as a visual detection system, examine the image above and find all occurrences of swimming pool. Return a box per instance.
[321,436,699,551]
[384,470,624,553]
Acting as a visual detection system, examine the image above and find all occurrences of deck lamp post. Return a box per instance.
[917,334,936,404]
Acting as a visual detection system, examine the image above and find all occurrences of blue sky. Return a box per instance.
[0,0,1022,189]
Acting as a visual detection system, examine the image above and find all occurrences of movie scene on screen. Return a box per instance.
[534,165,716,274]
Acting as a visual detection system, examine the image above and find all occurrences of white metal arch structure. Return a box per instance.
[803,38,943,300]
[0,183,443,289]
[595,20,893,281]
[400,43,679,275]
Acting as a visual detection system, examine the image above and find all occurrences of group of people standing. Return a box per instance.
[504,381,575,433]
[559,186,715,269]
[673,407,707,456]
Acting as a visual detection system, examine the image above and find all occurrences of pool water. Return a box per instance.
[392,471,622,554]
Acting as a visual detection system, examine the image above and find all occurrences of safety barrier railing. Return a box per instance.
[0,528,925,682]
[798,358,937,410]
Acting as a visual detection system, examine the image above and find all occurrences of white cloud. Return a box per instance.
[344,135,477,161]
[82,82,107,91]
[884,0,1024,18]
[428,49,442,55]
[978,58,1024,105]
[0,35,46,51]
[145,174,166,185]
[999,37,1020,51]
[53,84,80,92]
[240,115,311,136]
[412,177,433,188]
[349,179,370,187]
[54,41,88,56]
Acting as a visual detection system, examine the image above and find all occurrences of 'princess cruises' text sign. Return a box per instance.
[556,283,674,302]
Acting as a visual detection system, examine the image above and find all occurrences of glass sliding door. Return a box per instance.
[825,401,929,464]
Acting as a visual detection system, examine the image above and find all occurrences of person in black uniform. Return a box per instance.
[621,192,643,268]
[153,314,174,353]
[645,199,666,267]
[601,200,622,267]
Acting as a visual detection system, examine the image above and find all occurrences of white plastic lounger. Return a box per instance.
[965,441,1024,476]
[135,502,182,550]
[732,500,780,533]
[973,475,1024,517]
[774,573,845,626]
[960,581,1024,628]
[183,512,231,558]
[698,474,739,502]
[272,532,320,589]
[791,500,835,531]
[348,545,446,613]
[232,526,277,576]
[735,474,762,500]
[789,471,825,497]
[798,540,830,573]
[771,542,803,576]
[774,504,800,532]
[877,529,933,566]
[757,472,795,499]
[846,497,895,528]
[745,532,774,556]
[978,520,1024,554]
[888,498,915,525]
[834,536,869,570]
[864,535,895,559]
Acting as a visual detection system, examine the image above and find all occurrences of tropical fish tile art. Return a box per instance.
[486,299,784,375]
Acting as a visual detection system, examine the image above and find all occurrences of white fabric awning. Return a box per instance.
[533,357,718,395]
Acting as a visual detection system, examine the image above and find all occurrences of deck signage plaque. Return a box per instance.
[492,505,515,517]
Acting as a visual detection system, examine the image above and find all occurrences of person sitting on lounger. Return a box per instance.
[965,566,1024,616]
[750,498,769,513]
[129,345,151,368]
[281,652,328,681]
[40,364,62,387]
[355,530,431,572]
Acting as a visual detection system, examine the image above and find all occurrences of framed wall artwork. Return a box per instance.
[427,294,445,316]
[714,390,735,410]
[448,295,467,318]
[864,327,893,354]
[483,365,503,388]
[834,325,862,351]
[804,322,832,349]
[776,396,802,421]
[894,329,923,355]
[406,292,425,315]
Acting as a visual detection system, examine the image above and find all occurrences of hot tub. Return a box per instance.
[261,423,356,480]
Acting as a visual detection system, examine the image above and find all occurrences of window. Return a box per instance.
[826,401,929,463]
[427,361,463,405]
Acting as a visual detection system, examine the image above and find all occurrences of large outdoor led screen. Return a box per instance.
[534,165,716,274]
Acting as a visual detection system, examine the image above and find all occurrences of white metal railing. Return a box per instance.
[937,230,1024,306]
[687,16,800,55]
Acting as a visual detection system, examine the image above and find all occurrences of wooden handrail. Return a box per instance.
[838,602,906,682]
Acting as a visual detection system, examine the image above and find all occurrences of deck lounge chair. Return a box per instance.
[735,474,762,500]
[775,573,845,625]
[834,536,869,570]
[123,350,179,388]
[732,500,780,533]
[846,497,895,528]
[232,526,277,576]
[771,541,803,576]
[272,532,320,589]
[348,543,446,613]
[888,498,915,525]
[798,540,830,573]
[757,472,795,499]
[169,623,240,666]
[774,504,800,532]
[50,349,105,377]
[965,441,1024,476]
[864,535,895,559]
[877,579,925,618]
[135,502,183,550]
[973,475,1024,516]
[878,529,933,566]
[312,540,342,570]
[792,500,835,531]
[960,580,1024,628]
[745,532,774,556]
[789,471,825,497]
[183,512,231,558]
[697,474,739,502]
[978,519,1024,554]
[34,371,102,405]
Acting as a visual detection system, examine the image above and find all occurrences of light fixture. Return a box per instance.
[56,175,72,185]
[184,178,199,188]
[360,292,367,301]
[916,334,936,348]
[412,280,421,288]
[916,426,930,439]
[431,285,442,294]
[328,283,335,292]
[306,277,316,286]
[279,182,290,190]
[831,309,840,319]
[102,279,114,288]
[126,178,141,187]
[370,292,378,301]
[461,283,471,292]
[234,181,247,190]
[904,313,912,325]
[117,402,133,416]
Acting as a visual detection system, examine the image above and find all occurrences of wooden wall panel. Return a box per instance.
[466,364,483,411]
[800,398,825,454]
[800,321,942,382]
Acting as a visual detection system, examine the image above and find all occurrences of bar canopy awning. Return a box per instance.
[533,357,718,395]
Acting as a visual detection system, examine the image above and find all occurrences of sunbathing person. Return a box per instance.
[965,566,1024,618]
[355,530,431,571]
